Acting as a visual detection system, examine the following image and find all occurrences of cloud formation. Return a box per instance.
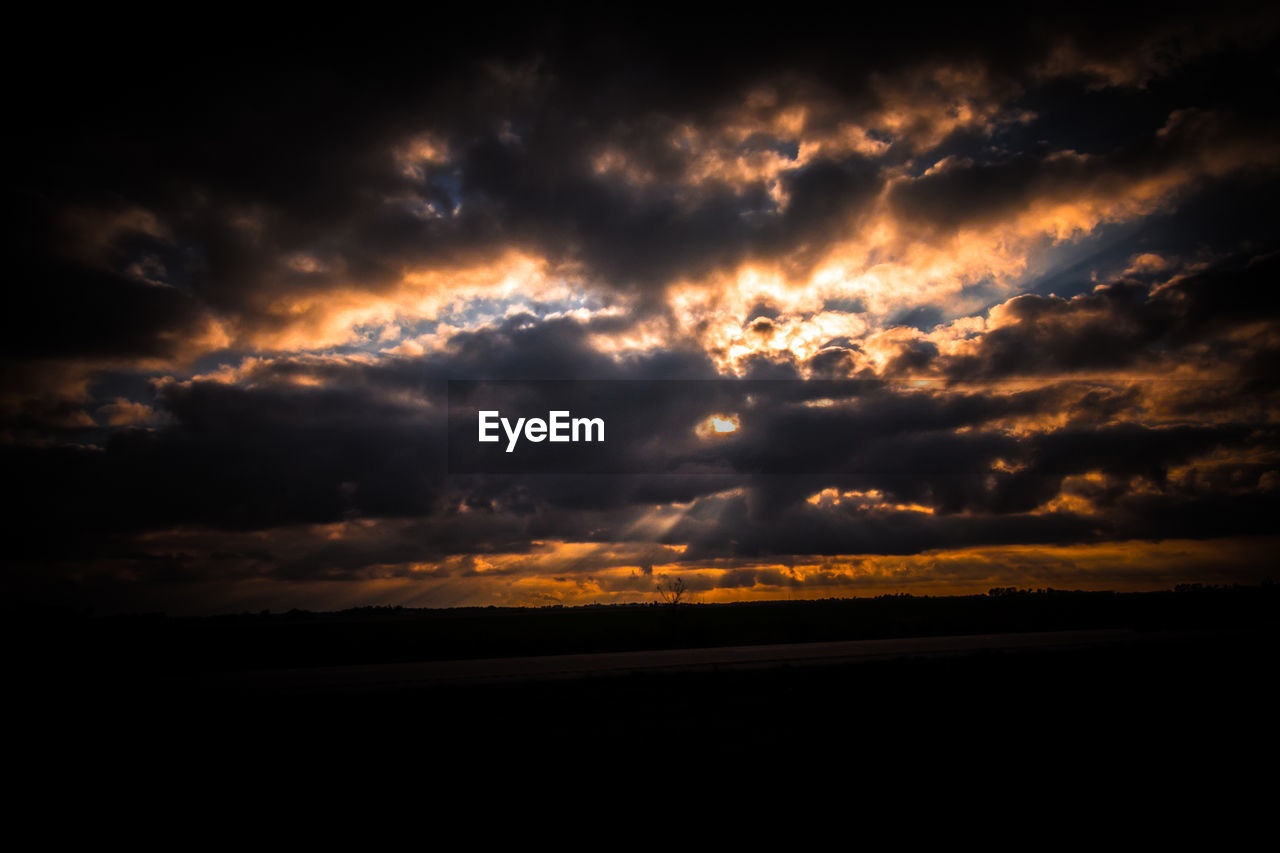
[6,6,1280,611]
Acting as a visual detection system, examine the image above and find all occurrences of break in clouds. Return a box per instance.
[5,6,1280,612]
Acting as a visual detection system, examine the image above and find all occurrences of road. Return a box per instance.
[201,628,1154,693]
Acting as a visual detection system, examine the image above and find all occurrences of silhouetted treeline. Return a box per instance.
[8,583,1276,678]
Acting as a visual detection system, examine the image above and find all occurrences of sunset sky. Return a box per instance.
[7,7,1280,613]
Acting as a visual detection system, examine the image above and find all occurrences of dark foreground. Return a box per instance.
[12,628,1275,799]
[203,629,1146,691]
[14,584,1279,671]
[8,586,1277,795]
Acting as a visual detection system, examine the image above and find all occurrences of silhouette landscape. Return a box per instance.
[5,6,1279,787]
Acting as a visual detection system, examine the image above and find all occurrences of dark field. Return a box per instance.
[13,584,1278,673]
[9,585,1277,786]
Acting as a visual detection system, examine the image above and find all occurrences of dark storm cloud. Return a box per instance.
[9,4,1278,362]
[889,107,1280,239]
[945,253,1280,378]
[7,318,1274,582]
[663,425,1278,560]
[5,235,212,363]
[5,6,1280,608]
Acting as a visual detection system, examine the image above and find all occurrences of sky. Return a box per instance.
[6,6,1280,613]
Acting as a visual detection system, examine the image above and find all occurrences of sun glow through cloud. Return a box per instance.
[696,413,741,438]
[7,8,1280,614]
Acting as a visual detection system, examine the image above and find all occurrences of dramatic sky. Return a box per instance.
[7,7,1280,613]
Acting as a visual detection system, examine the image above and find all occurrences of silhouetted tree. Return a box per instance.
[656,577,688,606]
